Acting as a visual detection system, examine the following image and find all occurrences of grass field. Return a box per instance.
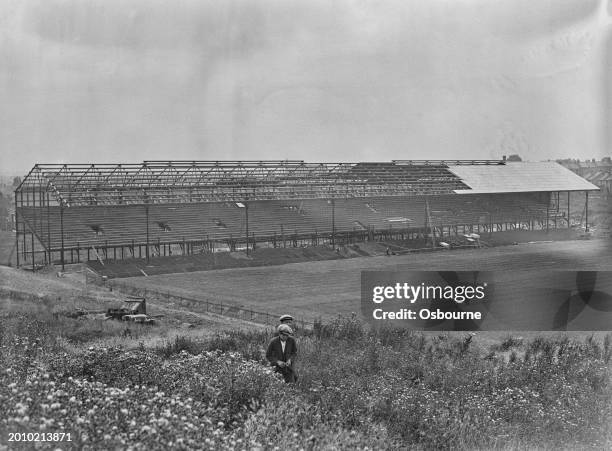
[2,303,611,449]
[1,239,611,449]
[0,265,268,348]
[120,239,612,323]
[2,187,610,449]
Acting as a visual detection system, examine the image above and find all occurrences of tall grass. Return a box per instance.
[1,313,610,450]
[151,317,612,449]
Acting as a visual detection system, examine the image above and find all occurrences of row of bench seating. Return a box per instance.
[19,194,551,249]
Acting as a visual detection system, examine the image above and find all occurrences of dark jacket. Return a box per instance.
[266,336,297,382]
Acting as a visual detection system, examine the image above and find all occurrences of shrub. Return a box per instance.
[312,313,365,341]
[2,317,611,449]
[496,335,524,351]
[155,335,203,358]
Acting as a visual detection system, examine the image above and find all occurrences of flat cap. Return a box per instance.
[279,314,294,322]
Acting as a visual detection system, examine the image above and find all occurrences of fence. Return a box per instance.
[86,270,314,330]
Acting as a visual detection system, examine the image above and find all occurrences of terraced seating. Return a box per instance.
[148,203,244,242]
[428,196,488,225]
[247,201,327,236]
[427,194,549,227]
[19,193,554,254]
[20,205,147,249]
[300,197,428,231]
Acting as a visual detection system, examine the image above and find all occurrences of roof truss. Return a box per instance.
[16,160,487,206]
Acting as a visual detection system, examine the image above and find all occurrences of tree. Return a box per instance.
[12,176,21,187]
[507,154,522,162]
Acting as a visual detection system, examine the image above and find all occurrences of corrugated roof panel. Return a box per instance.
[448,162,599,194]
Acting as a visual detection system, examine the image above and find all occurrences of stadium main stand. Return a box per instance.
[13,160,598,268]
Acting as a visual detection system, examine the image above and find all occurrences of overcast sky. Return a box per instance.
[0,0,610,174]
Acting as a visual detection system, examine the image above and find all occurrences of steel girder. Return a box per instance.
[15,160,484,207]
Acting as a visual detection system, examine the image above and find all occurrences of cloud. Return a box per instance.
[0,0,608,173]
[24,0,267,54]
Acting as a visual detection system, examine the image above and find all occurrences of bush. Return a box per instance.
[495,335,524,352]
[155,335,203,358]
[1,317,611,450]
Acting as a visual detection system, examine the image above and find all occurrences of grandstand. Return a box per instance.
[13,159,598,270]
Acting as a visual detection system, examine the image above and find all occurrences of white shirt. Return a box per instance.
[281,340,286,354]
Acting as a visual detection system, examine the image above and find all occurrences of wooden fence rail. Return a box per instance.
[94,276,314,330]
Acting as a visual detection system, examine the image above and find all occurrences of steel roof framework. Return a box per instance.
[15,160,487,207]
[13,159,602,273]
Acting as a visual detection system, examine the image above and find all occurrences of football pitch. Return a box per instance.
[122,239,612,323]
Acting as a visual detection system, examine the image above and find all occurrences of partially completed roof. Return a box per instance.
[15,160,597,207]
[16,160,476,206]
[448,162,599,194]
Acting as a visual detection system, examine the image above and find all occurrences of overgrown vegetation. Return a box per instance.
[1,314,611,450]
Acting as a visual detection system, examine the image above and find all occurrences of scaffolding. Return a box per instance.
[13,159,598,270]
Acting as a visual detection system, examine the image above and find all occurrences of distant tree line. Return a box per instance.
[556,157,612,165]
[0,176,19,231]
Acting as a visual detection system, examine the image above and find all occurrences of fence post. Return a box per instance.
[99,285,312,329]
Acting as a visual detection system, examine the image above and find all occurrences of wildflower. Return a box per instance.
[14,403,27,415]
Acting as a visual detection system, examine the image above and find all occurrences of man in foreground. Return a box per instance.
[266,324,298,383]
